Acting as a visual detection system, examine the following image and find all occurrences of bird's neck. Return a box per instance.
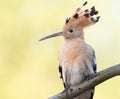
[59,36,86,65]
[63,38,85,46]
[78,31,84,40]
[64,35,85,43]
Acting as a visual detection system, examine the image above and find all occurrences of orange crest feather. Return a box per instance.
[64,1,100,31]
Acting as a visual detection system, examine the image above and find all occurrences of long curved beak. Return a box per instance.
[39,32,62,41]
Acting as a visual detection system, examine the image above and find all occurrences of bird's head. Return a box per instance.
[39,1,100,41]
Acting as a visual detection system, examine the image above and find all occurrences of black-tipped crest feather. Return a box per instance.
[83,1,87,6]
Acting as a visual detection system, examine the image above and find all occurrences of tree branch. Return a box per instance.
[49,64,120,99]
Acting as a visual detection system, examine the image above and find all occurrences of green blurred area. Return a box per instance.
[0,0,120,99]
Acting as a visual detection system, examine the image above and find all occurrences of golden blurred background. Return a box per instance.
[0,0,120,99]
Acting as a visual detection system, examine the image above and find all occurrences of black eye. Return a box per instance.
[69,29,74,33]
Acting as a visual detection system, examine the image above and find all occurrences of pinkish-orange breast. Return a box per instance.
[59,39,86,67]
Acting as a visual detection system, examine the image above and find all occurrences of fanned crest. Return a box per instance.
[64,1,100,32]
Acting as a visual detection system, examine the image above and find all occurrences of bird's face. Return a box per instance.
[39,2,100,41]
[62,25,83,39]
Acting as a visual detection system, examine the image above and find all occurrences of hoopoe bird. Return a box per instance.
[40,1,100,99]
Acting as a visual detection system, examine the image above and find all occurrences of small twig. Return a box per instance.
[49,64,120,99]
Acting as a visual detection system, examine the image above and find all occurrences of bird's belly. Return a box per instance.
[60,55,90,86]
[69,60,88,86]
